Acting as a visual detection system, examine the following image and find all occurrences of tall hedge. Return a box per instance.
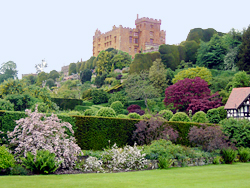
[51,98,83,110]
[74,116,139,150]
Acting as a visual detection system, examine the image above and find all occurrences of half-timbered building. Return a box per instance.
[224,87,250,119]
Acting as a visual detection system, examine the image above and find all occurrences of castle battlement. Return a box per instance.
[135,15,161,25]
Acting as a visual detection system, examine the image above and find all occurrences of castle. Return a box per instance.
[93,15,166,57]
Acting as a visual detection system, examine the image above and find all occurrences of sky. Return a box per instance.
[0,0,249,78]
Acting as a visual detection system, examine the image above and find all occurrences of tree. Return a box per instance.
[149,59,167,94]
[46,78,56,89]
[48,70,60,81]
[124,71,159,111]
[22,74,37,85]
[196,34,228,70]
[68,63,77,75]
[36,71,48,86]
[96,51,112,75]
[0,61,18,83]
[172,66,212,85]
[129,52,160,74]
[80,69,92,84]
[181,40,199,63]
[94,74,106,88]
[159,44,180,70]
[237,26,250,73]
[0,79,26,98]
[112,52,132,70]
[232,71,250,89]
[164,77,212,111]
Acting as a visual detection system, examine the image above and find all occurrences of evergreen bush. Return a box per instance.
[128,112,141,119]
[192,111,208,123]
[0,99,14,111]
[159,110,173,121]
[116,114,128,119]
[0,145,15,170]
[217,106,227,120]
[110,101,124,115]
[170,112,190,122]
[96,107,116,117]
[206,108,220,123]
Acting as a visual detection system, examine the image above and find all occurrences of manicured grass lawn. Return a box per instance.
[1,163,250,188]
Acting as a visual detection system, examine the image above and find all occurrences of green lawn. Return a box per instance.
[1,163,250,188]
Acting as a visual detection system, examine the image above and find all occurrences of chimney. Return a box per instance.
[137,14,139,19]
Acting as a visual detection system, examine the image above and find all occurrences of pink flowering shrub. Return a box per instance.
[7,107,82,169]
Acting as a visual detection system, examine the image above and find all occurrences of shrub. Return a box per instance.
[127,104,141,112]
[0,99,14,111]
[217,106,227,120]
[141,114,153,119]
[238,147,250,162]
[74,105,90,112]
[133,118,179,145]
[128,112,141,119]
[96,107,116,117]
[0,145,15,170]
[21,150,61,174]
[158,110,173,121]
[31,102,49,113]
[82,89,92,99]
[83,109,95,116]
[192,111,208,123]
[189,125,233,151]
[220,118,250,147]
[170,112,190,122]
[108,92,128,106]
[8,108,82,169]
[158,157,173,169]
[51,98,83,110]
[206,108,220,123]
[116,114,128,119]
[110,101,124,115]
[130,109,145,115]
[91,89,109,104]
[84,144,147,172]
[121,109,129,115]
[221,148,237,164]
[10,165,28,175]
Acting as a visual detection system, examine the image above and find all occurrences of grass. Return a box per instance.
[1,163,250,188]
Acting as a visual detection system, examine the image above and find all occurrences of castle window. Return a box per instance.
[107,36,109,40]
[98,44,100,48]
[105,37,106,41]
[134,38,138,44]
[150,39,154,44]
[98,38,100,42]
[110,41,112,45]
[134,48,137,53]
[129,36,132,43]
[150,25,154,29]
[134,32,138,36]
[114,36,116,43]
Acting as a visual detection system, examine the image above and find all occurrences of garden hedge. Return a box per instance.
[51,98,83,110]
[0,110,216,150]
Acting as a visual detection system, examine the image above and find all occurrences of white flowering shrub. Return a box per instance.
[8,107,82,169]
[84,143,147,172]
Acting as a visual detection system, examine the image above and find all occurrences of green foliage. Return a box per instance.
[45,78,56,89]
[170,112,190,122]
[186,28,223,43]
[238,147,250,162]
[206,108,220,123]
[21,150,61,174]
[149,58,167,94]
[5,93,40,111]
[158,110,173,121]
[0,79,26,97]
[96,51,113,75]
[36,72,48,86]
[31,102,50,113]
[80,69,92,84]
[196,34,228,70]
[158,157,173,169]
[110,101,124,115]
[141,113,153,119]
[91,89,109,104]
[237,26,250,73]
[172,67,212,85]
[0,61,18,83]
[217,106,227,120]
[96,107,116,117]
[108,92,128,107]
[111,51,132,70]
[220,118,250,148]
[83,109,95,116]
[10,164,28,175]
[231,71,250,89]
[128,112,141,119]
[192,111,208,123]
[221,148,237,164]
[74,116,140,150]
[0,99,14,111]
[48,70,60,81]
[0,145,15,170]
[129,52,160,74]
[68,63,77,75]
[51,98,83,110]
[159,44,181,70]
[74,105,90,112]
[181,40,199,63]
[94,75,106,88]
[116,114,128,119]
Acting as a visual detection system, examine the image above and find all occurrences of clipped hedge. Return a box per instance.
[74,116,140,150]
[51,98,83,110]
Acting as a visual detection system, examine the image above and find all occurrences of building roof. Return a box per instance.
[224,87,250,109]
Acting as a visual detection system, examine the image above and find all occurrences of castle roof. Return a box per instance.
[224,87,250,110]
